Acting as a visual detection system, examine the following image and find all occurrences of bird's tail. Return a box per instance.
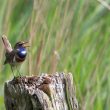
[2,35,13,53]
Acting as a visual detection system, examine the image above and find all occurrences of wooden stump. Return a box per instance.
[4,73,78,110]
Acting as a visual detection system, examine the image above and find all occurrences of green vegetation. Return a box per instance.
[0,0,110,109]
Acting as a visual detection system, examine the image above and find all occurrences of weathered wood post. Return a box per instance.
[4,73,78,110]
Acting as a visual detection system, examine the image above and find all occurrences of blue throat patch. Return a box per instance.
[17,47,27,58]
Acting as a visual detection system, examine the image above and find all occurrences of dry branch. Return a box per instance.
[4,73,78,110]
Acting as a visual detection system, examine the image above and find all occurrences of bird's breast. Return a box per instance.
[15,55,25,63]
[15,47,27,63]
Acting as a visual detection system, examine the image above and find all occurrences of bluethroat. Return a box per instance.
[2,35,29,76]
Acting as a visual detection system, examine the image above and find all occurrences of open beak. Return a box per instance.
[22,41,30,47]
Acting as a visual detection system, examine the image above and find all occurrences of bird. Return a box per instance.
[2,35,29,76]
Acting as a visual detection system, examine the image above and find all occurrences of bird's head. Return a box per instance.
[14,41,29,49]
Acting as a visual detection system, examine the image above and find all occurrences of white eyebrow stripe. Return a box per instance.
[17,49,20,51]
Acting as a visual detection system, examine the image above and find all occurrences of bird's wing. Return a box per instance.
[4,51,15,64]
[2,35,13,53]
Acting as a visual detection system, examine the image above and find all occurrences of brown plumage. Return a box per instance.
[2,35,29,76]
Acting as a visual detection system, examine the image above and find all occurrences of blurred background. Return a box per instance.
[0,0,110,109]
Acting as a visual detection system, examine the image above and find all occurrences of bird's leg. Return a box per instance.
[11,66,15,77]
[15,65,21,76]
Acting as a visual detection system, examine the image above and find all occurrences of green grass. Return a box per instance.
[0,0,110,109]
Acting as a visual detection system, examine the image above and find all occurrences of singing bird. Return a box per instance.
[2,35,29,76]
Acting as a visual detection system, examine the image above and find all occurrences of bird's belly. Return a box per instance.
[10,56,25,66]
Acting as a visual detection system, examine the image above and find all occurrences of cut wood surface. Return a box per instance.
[4,73,78,110]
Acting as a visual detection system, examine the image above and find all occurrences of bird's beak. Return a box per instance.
[22,42,30,47]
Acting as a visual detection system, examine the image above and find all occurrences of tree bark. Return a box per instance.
[4,73,78,110]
